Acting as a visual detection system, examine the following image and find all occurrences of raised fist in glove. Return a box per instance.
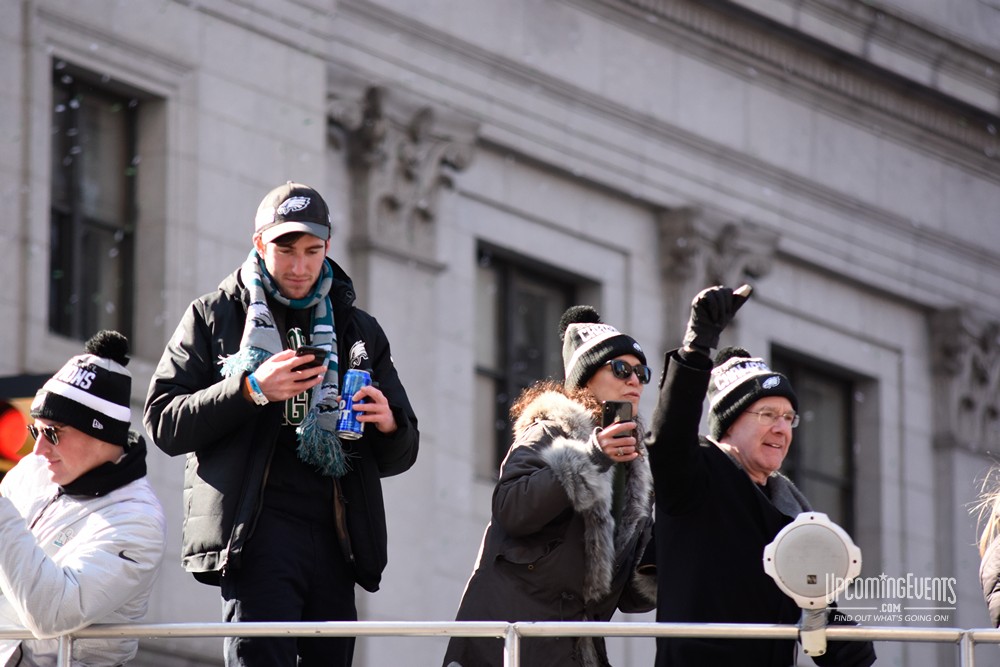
[682,284,752,354]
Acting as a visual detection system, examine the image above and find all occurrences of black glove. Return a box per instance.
[681,285,752,354]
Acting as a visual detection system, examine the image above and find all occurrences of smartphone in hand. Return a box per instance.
[293,345,329,371]
[601,400,633,429]
[602,400,642,457]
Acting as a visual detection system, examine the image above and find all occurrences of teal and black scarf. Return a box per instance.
[220,250,348,478]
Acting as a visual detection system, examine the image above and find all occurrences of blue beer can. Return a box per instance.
[337,369,372,440]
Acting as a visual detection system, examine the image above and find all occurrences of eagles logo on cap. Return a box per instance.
[254,182,332,244]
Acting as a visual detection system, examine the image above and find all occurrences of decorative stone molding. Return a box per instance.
[592,0,999,164]
[657,208,779,346]
[328,83,477,269]
[930,307,1000,453]
[658,208,779,285]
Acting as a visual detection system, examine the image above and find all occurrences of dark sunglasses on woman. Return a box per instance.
[605,359,652,384]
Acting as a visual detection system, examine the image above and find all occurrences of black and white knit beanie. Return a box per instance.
[708,346,798,439]
[30,330,133,448]
[559,305,646,390]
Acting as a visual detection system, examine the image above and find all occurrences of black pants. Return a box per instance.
[221,504,357,667]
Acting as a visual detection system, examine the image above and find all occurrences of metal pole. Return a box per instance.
[57,634,71,667]
[503,623,521,667]
[960,630,975,667]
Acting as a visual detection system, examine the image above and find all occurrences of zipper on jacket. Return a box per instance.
[222,416,278,576]
[332,477,355,565]
[28,491,64,530]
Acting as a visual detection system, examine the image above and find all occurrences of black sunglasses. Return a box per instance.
[605,359,652,384]
[27,423,61,446]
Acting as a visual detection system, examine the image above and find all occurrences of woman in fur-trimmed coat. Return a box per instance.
[444,305,656,667]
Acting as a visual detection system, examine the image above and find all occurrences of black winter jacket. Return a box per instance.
[647,350,875,667]
[143,259,418,592]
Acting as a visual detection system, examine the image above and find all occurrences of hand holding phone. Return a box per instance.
[293,345,329,371]
[601,400,633,429]
[601,400,643,459]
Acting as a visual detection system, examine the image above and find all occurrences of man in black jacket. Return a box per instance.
[646,285,875,667]
[144,181,419,667]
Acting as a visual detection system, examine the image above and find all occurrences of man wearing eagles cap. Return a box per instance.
[145,181,419,667]
[645,285,876,667]
[0,330,165,666]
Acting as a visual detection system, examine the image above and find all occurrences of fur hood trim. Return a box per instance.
[514,390,594,442]
[521,391,653,604]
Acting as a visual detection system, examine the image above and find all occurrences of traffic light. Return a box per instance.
[0,399,32,472]
[0,374,50,477]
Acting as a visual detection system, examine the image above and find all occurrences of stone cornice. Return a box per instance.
[334,0,1000,284]
[590,0,999,158]
[338,0,999,175]
[721,0,1000,101]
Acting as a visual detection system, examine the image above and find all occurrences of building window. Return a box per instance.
[772,350,856,533]
[475,246,577,474]
[49,61,138,342]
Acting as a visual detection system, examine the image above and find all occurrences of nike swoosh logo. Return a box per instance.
[118,550,138,563]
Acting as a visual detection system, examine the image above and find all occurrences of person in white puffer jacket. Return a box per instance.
[0,331,166,667]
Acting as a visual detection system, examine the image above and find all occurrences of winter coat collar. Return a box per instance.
[222,257,357,312]
[61,433,148,498]
[705,434,811,518]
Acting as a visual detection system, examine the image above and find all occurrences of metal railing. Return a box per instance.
[4,621,1000,666]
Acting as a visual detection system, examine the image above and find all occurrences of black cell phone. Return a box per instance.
[602,400,641,455]
[601,400,633,428]
[293,345,329,370]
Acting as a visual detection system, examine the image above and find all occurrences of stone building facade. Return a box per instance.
[1,1,999,665]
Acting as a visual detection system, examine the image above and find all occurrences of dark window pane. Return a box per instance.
[475,247,577,474]
[510,273,569,384]
[796,374,850,479]
[772,352,855,533]
[49,63,137,342]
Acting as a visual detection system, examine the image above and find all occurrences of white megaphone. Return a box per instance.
[763,512,862,657]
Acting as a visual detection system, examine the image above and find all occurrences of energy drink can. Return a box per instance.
[336,369,372,440]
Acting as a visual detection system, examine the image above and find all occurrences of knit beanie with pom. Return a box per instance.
[559,306,646,390]
[30,330,133,447]
[708,346,797,439]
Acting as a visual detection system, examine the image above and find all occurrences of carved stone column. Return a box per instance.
[930,307,1000,453]
[328,84,476,272]
[657,208,779,348]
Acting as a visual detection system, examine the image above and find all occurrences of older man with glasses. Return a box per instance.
[645,285,876,667]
